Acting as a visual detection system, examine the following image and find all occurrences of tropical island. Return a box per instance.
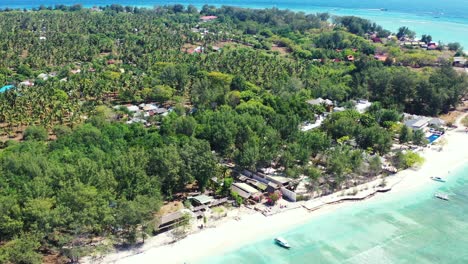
[0,4,467,264]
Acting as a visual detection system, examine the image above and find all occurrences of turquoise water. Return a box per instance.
[1,1,468,48]
[201,164,468,263]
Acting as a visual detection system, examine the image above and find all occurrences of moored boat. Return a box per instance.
[274,237,291,248]
[435,192,449,201]
[430,176,446,182]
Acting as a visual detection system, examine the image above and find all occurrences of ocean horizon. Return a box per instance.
[201,163,468,263]
[1,0,468,48]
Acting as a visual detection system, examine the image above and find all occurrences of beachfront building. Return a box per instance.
[404,116,432,130]
[243,169,291,188]
[156,210,192,233]
[428,118,445,127]
[403,114,446,144]
[403,115,445,130]
[189,194,214,206]
[239,169,300,201]
[231,182,262,200]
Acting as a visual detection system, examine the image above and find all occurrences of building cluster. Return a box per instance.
[156,194,229,233]
[400,41,433,49]
[403,114,446,143]
[302,98,372,132]
[114,103,170,125]
[154,96,452,235]
[303,97,448,146]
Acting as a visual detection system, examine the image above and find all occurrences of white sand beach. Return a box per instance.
[85,113,468,264]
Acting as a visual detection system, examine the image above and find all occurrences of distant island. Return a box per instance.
[0,4,467,264]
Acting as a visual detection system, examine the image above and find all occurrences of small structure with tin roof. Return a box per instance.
[453,57,467,67]
[189,194,214,206]
[231,182,261,199]
[307,97,333,106]
[156,210,190,233]
[19,80,34,87]
[404,116,431,130]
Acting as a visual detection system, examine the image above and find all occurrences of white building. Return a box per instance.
[355,99,372,113]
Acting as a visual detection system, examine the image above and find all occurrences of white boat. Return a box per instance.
[430,176,446,182]
[274,237,291,248]
[435,192,449,201]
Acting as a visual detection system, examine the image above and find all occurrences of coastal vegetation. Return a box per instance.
[0,4,466,263]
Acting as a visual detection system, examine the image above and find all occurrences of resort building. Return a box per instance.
[156,210,192,233]
[231,182,262,200]
[404,115,445,130]
[189,194,214,206]
[404,116,432,130]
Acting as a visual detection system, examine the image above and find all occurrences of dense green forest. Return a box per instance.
[0,4,467,263]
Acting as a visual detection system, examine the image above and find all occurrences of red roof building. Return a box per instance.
[200,16,217,22]
[427,44,437,50]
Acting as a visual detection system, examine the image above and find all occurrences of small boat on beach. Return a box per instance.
[274,237,291,249]
[430,176,446,182]
[435,192,449,201]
